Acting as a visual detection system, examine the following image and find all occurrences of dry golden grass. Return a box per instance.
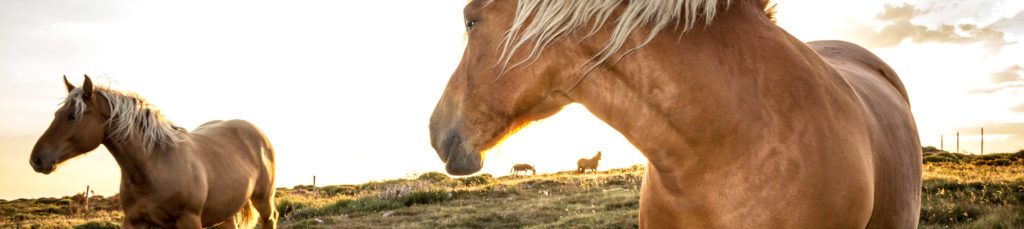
[3,162,1022,228]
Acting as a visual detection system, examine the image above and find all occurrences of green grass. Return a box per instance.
[272,166,645,228]
[918,163,1024,228]
[3,157,1022,228]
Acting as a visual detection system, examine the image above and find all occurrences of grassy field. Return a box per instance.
[3,151,1023,228]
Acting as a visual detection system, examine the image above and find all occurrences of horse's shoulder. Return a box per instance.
[807,40,909,102]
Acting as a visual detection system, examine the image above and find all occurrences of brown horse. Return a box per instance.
[30,75,278,229]
[429,0,920,227]
[577,151,602,173]
[510,163,536,175]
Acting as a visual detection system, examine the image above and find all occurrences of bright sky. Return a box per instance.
[1,0,1022,199]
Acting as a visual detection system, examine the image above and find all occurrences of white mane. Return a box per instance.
[63,87,183,150]
[498,0,730,76]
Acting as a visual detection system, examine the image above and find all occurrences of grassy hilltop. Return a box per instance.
[2,150,1023,228]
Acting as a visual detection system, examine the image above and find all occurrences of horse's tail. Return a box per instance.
[234,201,259,229]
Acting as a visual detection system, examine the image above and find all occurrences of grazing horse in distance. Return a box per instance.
[510,163,536,175]
[428,0,921,227]
[30,75,278,229]
[577,151,602,173]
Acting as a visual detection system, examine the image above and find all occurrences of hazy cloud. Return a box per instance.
[991,9,1024,35]
[966,82,1024,94]
[991,65,1024,83]
[850,3,1017,55]
[1010,103,1024,114]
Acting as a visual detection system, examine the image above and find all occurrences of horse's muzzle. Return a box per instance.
[434,129,483,176]
[29,153,56,175]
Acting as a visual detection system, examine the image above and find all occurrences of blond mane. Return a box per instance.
[63,86,183,150]
[496,0,776,84]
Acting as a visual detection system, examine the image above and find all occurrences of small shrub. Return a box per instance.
[319,185,357,196]
[292,184,314,191]
[35,197,60,204]
[976,154,1004,161]
[404,189,450,206]
[32,205,64,214]
[923,155,956,163]
[57,199,74,206]
[458,173,494,186]
[276,198,312,216]
[74,221,120,229]
[417,172,451,183]
[990,159,1012,166]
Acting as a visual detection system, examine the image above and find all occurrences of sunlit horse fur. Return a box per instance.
[510,163,536,175]
[577,151,602,173]
[30,75,278,229]
[429,0,921,227]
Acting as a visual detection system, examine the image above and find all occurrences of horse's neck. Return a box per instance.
[102,128,170,192]
[572,2,831,172]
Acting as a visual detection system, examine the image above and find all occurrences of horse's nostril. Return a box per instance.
[31,157,41,168]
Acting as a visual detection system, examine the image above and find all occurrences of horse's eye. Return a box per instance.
[466,20,477,31]
[67,113,77,121]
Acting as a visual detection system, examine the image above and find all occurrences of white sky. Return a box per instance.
[1,0,1022,199]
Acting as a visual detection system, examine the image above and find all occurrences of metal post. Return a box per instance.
[940,135,944,151]
[981,127,984,155]
[956,131,960,153]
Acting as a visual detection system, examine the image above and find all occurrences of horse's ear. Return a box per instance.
[63,75,75,93]
[82,75,93,100]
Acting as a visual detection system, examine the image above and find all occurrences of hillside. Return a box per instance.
[2,154,1024,228]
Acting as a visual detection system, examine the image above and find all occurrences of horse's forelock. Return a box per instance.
[61,89,87,121]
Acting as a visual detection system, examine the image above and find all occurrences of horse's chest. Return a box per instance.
[122,197,190,226]
[121,186,206,225]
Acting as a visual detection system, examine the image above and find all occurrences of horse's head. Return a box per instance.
[430,0,606,175]
[30,75,108,174]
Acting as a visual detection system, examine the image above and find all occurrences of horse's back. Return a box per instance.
[810,40,922,228]
[192,119,274,153]
[189,119,275,176]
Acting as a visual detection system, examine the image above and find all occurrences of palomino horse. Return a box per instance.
[577,151,602,173]
[30,75,278,229]
[510,163,536,175]
[429,0,921,227]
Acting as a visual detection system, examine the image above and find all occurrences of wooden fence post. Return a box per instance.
[84,185,90,213]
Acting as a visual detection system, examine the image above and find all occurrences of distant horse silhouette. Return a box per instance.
[577,151,602,173]
[30,75,278,229]
[510,163,536,175]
